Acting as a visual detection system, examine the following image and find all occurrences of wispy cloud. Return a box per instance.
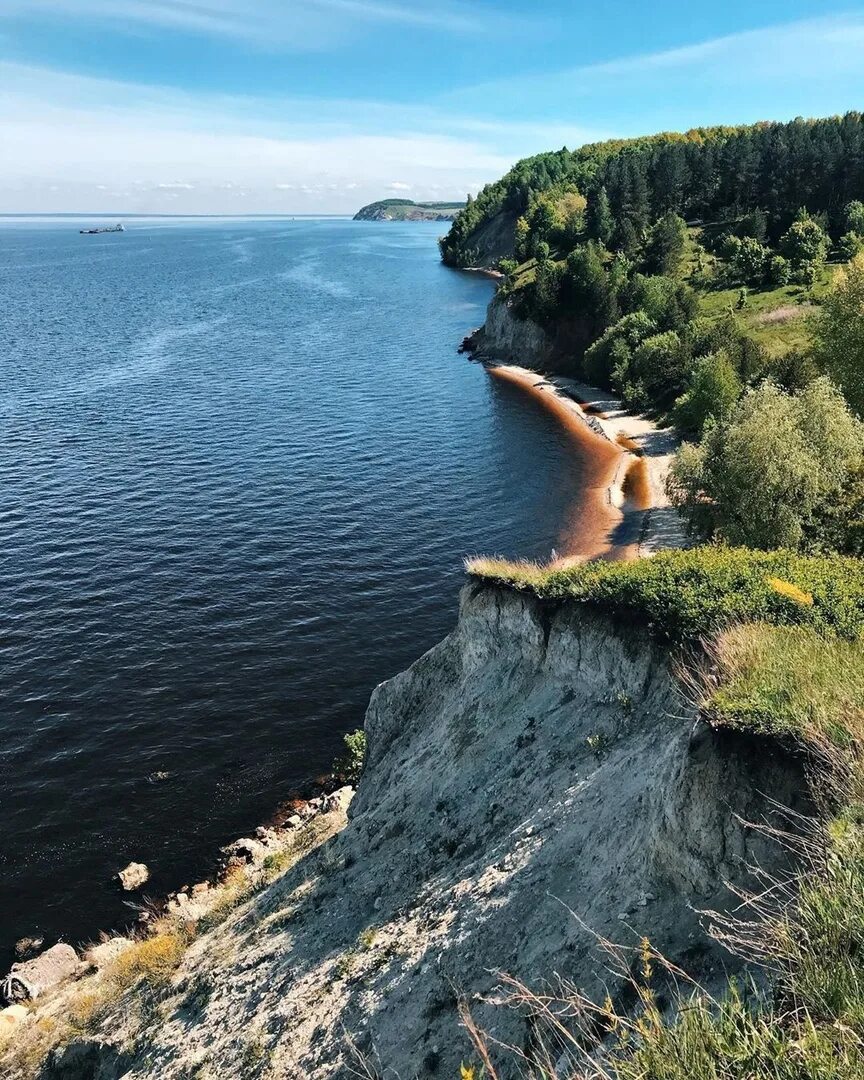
[0,59,563,212]
[0,0,501,46]
[445,12,864,130]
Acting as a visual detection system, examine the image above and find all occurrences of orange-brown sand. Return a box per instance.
[487,365,626,561]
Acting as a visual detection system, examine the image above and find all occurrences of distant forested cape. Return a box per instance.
[440,114,864,267]
[354,199,466,222]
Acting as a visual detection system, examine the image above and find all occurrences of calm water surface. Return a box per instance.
[0,218,594,954]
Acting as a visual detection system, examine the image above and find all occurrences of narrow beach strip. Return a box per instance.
[485,363,687,561]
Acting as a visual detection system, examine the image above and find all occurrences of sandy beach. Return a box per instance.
[486,363,687,561]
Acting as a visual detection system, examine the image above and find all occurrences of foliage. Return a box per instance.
[441,113,864,269]
[812,253,864,416]
[583,311,657,387]
[466,545,864,642]
[585,184,614,245]
[644,211,688,275]
[779,210,829,273]
[333,729,367,784]
[845,200,864,236]
[673,349,742,434]
[839,231,864,261]
[667,379,864,550]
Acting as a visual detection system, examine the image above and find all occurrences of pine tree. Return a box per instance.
[586,186,614,245]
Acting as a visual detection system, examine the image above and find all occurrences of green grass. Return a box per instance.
[467,547,864,641]
[707,623,864,745]
[696,262,839,357]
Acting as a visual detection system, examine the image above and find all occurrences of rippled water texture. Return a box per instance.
[0,218,599,953]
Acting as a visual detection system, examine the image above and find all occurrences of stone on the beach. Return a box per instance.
[1,943,80,1003]
[117,862,150,891]
[323,786,354,814]
[221,837,267,866]
[84,938,135,970]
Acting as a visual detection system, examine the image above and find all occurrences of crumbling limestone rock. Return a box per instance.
[84,938,135,970]
[322,786,354,814]
[117,862,149,891]
[0,1003,29,1034]
[1,943,81,1002]
[220,838,267,867]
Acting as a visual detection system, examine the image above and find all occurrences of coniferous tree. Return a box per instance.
[586,186,614,246]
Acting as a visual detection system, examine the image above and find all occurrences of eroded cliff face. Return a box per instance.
[40,586,809,1079]
[473,292,555,367]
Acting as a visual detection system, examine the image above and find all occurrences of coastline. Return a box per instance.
[484,362,687,561]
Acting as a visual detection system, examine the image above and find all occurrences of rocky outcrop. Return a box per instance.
[50,584,810,1079]
[116,863,149,892]
[471,291,554,367]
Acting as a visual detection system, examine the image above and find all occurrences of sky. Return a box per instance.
[1,1,864,214]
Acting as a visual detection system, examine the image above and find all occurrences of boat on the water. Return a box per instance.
[79,224,124,235]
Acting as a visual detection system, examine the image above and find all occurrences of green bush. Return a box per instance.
[667,378,864,551]
[333,729,366,784]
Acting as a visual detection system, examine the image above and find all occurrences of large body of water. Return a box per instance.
[0,217,597,954]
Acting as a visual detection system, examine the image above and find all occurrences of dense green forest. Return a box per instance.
[442,112,864,557]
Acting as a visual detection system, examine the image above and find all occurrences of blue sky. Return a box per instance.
[2,1,863,213]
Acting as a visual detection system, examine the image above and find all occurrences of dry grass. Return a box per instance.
[463,556,552,589]
[105,930,188,993]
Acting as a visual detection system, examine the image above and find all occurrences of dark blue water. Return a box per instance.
[0,218,592,953]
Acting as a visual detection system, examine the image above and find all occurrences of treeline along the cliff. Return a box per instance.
[443,111,864,559]
[441,113,864,267]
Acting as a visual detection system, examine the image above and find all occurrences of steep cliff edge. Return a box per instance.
[24,585,810,1079]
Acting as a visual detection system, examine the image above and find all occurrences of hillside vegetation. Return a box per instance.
[444,112,864,558]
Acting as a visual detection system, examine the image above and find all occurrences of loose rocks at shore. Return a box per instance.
[116,863,149,892]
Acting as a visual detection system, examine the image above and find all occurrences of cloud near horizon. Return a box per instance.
[2,10,864,214]
[0,60,605,213]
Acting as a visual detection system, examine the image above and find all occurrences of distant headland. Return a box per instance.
[353,198,465,222]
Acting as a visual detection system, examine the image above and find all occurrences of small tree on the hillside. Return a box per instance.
[644,212,688,275]
[738,208,769,243]
[812,253,864,416]
[514,216,531,262]
[780,211,829,277]
[839,232,864,261]
[667,377,864,549]
[733,237,771,286]
[673,349,742,435]
[586,186,614,246]
[845,200,864,236]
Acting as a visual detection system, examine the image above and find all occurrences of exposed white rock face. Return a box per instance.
[117,863,149,892]
[476,293,555,367]
[45,586,809,1079]
[83,939,134,971]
